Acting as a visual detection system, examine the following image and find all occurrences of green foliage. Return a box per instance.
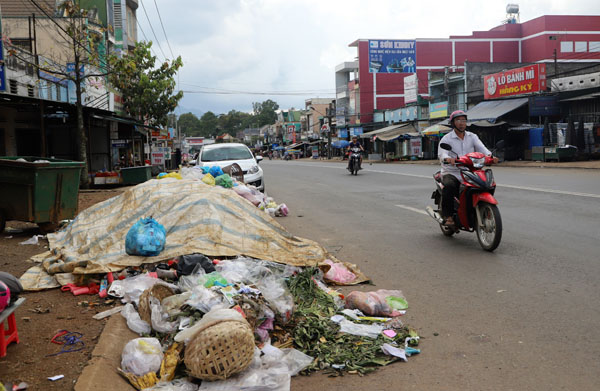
[252,99,279,127]
[177,112,202,136]
[109,41,183,127]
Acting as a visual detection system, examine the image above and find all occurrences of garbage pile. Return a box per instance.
[170,165,289,217]
[92,257,419,390]
[16,178,420,390]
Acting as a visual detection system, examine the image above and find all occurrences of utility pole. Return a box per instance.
[327,103,333,159]
[553,49,558,77]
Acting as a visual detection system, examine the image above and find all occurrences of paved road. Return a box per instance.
[261,160,600,391]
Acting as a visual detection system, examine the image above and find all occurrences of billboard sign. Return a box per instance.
[404,74,418,103]
[528,95,561,116]
[429,101,448,119]
[368,40,416,73]
[484,64,547,100]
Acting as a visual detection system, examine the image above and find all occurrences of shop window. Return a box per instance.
[560,41,573,53]
[590,42,600,53]
[575,42,587,53]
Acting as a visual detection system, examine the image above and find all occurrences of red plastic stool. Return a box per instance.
[0,297,25,357]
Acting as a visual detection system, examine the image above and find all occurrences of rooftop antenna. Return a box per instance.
[504,4,520,24]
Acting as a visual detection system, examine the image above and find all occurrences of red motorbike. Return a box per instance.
[426,142,503,252]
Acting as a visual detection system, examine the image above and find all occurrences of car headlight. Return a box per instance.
[470,156,485,169]
[248,165,259,174]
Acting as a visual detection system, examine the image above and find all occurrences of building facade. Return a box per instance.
[340,15,600,126]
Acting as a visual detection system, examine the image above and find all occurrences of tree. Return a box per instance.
[252,99,279,126]
[109,41,183,127]
[178,112,202,136]
[198,111,218,137]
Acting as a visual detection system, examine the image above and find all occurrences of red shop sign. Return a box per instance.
[483,64,546,100]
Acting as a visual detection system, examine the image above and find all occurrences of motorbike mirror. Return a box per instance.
[495,140,505,150]
[439,143,452,151]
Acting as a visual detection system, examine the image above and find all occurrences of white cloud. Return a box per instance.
[140,0,600,115]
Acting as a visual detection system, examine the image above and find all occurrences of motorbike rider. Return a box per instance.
[438,110,498,227]
[347,136,365,170]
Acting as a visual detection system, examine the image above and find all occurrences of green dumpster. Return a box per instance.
[0,156,84,232]
[120,166,152,185]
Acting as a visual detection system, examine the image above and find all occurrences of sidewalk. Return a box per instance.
[292,157,600,170]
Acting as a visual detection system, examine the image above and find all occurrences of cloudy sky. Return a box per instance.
[137,0,600,117]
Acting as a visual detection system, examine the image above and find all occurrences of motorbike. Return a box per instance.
[347,147,362,175]
[426,142,503,252]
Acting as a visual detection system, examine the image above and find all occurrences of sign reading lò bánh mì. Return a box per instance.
[483,64,547,100]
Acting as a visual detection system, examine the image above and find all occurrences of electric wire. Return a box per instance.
[152,0,175,59]
[139,0,168,60]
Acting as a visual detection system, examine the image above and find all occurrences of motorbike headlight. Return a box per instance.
[485,169,495,186]
[470,156,485,169]
[248,165,259,174]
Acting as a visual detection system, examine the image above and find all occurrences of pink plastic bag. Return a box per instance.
[345,289,407,317]
[323,259,356,284]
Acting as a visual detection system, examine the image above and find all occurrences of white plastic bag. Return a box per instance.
[143,378,199,391]
[150,296,178,333]
[121,303,151,335]
[161,291,193,316]
[184,285,227,313]
[331,316,384,339]
[256,275,294,323]
[109,274,177,304]
[198,344,312,391]
[121,337,163,376]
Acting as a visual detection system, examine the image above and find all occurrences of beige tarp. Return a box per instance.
[22,178,368,289]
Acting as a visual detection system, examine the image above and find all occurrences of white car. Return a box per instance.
[190,143,264,191]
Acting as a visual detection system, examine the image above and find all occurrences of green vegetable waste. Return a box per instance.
[287,268,419,376]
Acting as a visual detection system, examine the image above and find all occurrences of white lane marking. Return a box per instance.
[499,184,600,199]
[395,204,429,216]
[267,162,600,199]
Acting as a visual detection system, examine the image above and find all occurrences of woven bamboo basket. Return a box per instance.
[138,284,175,324]
[184,320,255,380]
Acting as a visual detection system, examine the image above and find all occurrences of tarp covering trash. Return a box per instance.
[21,179,367,289]
[12,175,421,391]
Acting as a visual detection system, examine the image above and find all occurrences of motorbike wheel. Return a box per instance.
[476,203,502,252]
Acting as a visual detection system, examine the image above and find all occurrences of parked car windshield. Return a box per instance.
[201,146,253,162]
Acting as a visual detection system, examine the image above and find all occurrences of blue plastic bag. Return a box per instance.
[209,166,224,178]
[201,166,211,174]
[125,217,166,256]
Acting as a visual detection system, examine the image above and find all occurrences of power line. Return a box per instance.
[139,0,168,60]
[136,18,160,59]
[152,0,175,59]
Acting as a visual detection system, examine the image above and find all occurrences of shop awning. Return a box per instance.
[465,98,528,123]
[92,114,162,131]
[376,124,418,141]
[360,123,415,139]
[422,123,452,136]
[560,92,600,102]
[360,124,406,138]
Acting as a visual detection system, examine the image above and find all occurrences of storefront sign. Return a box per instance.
[429,101,448,119]
[111,139,128,148]
[528,95,561,116]
[484,64,547,100]
[401,106,418,122]
[404,74,418,103]
[410,138,422,157]
[0,41,5,91]
[368,40,416,73]
[336,116,346,126]
[151,151,165,165]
